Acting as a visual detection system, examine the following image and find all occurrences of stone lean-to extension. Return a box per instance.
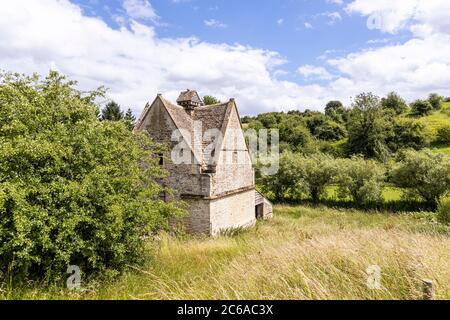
[135,90,272,235]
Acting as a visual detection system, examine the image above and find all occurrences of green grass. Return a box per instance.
[416,102,450,135]
[3,205,450,300]
[325,185,403,202]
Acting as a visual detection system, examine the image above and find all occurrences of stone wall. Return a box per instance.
[142,98,206,197]
[212,106,254,196]
[183,198,211,234]
[209,189,256,236]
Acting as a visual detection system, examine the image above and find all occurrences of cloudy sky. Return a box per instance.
[1,0,449,115]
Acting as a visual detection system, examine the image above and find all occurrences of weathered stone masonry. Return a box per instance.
[135,89,272,235]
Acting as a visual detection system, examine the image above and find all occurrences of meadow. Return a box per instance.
[3,205,450,300]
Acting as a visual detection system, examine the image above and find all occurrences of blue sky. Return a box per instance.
[75,0,408,85]
[1,1,449,115]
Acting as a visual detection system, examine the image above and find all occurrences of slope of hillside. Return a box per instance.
[419,102,450,155]
[418,102,450,135]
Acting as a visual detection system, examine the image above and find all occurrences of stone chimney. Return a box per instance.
[177,89,204,114]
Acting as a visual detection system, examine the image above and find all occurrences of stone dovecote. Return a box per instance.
[134,90,272,235]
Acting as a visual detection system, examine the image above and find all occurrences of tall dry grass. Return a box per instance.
[3,205,450,300]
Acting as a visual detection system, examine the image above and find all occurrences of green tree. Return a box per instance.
[437,126,450,144]
[314,120,347,141]
[101,101,124,121]
[428,93,443,110]
[203,95,221,105]
[411,99,433,116]
[390,149,450,205]
[299,153,337,202]
[346,93,394,159]
[388,119,430,151]
[325,100,346,123]
[336,156,385,206]
[124,108,136,131]
[258,151,306,201]
[0,71,184,280]
[381,92,408,115]
[278,118,312,152]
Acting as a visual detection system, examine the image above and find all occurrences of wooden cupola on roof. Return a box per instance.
[176,89,204,111]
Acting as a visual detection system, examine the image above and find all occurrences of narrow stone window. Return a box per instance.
[158,153,164,166]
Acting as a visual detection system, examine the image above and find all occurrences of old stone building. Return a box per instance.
[134,89,272,235]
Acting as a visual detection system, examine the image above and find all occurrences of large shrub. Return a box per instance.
[436,126,450,144]
[325,100,347,123]
[381,92,408,115]
[437,194,450,225]
[335,156,385,206]
[388,119,430,151]
[411,99,433,116]
[390,149,450,204]
[258,151,306,201]
[0,72,184,281]
[258,152,337,203]
[299,153,337,202]
[428,93,443,110]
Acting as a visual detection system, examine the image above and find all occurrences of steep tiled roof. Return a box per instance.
[193,102,231,167]
[160,96,194,133]
[137,92,236,169]
[176,89,204,105]
[193,102,230,134]
[166,96,233,167]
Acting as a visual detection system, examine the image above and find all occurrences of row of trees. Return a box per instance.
[245,91,448,160]
[258,149,450,207]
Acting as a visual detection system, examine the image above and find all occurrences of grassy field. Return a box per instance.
[4,205,450,300]
[418,102,450,156]
[417,101,450,135]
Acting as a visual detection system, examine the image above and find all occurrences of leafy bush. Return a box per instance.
[390,149,450,204]
[436,126,450,144]
[437,194,450,225]
[278,118,312,152]
[258,152,337,202]
[314,120,347,141]
[325,100,347,123]
[258,151,306,201]
[411,99,433,116]
[299,153,337,202]
[388,119,430,151]
[381,92,408,115]
[335,156,385,206]
[0,72,184,281]
[428,93,443,110]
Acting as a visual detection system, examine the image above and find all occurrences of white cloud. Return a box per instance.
[204,19,227,28]
[328,34,450,99]
[327,0,344,5]
[345,0,450,36]
[304,22,313,29]
[277,18,284,25]
[323,11,342,25]
[123,0,159,21]
[298,65,334,80]
[327,0,450,101]
[0,0,449,117]
[1,0,334,115]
